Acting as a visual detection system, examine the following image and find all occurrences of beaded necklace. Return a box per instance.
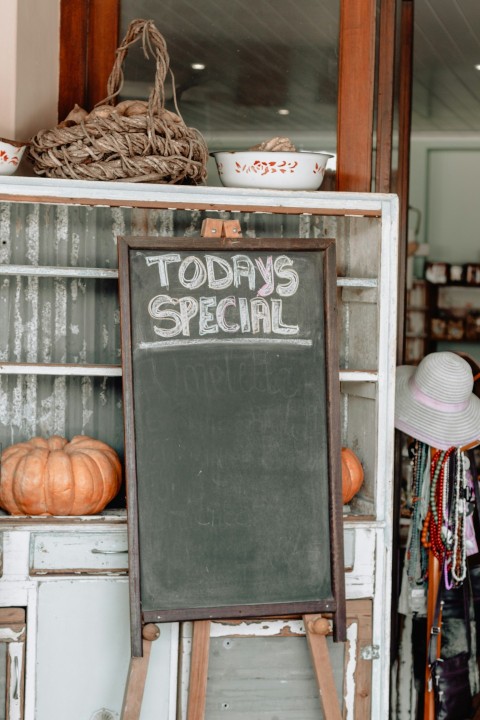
[420,447,469,588]
[407,440,429,586]
[451,448,468,584]
[423,450,450,564]
[408,442,471,592]
[441,452,455,589]
[421,449,441,552]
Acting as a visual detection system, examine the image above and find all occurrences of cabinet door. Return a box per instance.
[35,579,177,720]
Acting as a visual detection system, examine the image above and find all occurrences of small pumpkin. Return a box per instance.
[341,447,364,504]
[0,435,122,516]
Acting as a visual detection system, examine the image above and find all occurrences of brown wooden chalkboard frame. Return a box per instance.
[118,235,345,657]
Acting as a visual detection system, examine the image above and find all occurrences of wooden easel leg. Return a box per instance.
[424,552,441,720]
[121,624,160,720]
[186,620,211,720]
[304,614,342,720]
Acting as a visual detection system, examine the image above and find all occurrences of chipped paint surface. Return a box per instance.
[0,626,25,642]
[209,618,305,638]
[25,205,40,264]
[0,203,11,264]
[41,300,52,361]
[299,213,311,238]
[344,620,358,720]
[111,206,126,245]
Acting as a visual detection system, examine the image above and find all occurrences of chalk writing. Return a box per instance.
[143,252,302,340]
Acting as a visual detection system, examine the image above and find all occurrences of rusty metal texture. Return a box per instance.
[0,201,376,457]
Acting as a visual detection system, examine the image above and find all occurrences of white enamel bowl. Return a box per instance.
[0,138,27,176]
[211,150,333,191]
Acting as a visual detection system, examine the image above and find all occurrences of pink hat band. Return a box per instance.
[408,377,470,413]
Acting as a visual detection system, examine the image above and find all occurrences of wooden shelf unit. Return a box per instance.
[0,179,398,720]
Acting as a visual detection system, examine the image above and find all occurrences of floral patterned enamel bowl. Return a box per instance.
[0,138,28,176]
[211,150,333,191]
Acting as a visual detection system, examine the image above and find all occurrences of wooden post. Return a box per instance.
[186,620,211,720]
[336,0,376,191]
[374,0,396,194]
[395,0,414,364]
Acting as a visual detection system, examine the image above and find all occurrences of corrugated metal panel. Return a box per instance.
[0,374,123,453]
[0,201,380,460]
[0,202,128,459]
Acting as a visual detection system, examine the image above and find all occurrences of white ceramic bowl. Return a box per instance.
[0,138,27,176]
[211,150,333,191]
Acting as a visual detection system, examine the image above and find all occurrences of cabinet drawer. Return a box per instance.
[30,531,128,575]
[344,525,375,599]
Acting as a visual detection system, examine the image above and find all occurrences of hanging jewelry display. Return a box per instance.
[412,446,471,589]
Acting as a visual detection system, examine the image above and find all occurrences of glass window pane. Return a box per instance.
[119,1,339,154]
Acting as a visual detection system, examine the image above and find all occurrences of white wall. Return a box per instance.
[0,0,59,141]
[0,1,18,138]
[409,133,480,263]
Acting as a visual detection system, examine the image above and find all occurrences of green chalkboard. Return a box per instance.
[118,236,345,656]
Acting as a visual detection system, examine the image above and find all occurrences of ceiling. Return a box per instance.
[120,0,338,147]
[119,0,480,141]
[412,0,480,132]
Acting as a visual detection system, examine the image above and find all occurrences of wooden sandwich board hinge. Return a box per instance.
[200,218,243,239]
[185,614,342,720]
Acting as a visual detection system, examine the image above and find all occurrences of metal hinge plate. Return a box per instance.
[360,644,380,660]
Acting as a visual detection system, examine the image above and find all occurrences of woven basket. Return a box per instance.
[29,19,209,184]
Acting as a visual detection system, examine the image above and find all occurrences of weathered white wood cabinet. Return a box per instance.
[0,179,398,719]
[0,519,177,719]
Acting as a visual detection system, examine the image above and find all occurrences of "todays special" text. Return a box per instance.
[144,253,302,338]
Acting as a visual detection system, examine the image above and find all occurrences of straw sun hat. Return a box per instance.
[395,351,480,450]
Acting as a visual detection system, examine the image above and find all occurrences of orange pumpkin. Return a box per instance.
[0,435,122,516]
[341,447,364,504]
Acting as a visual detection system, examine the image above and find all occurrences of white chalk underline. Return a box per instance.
[138,337,313,349]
